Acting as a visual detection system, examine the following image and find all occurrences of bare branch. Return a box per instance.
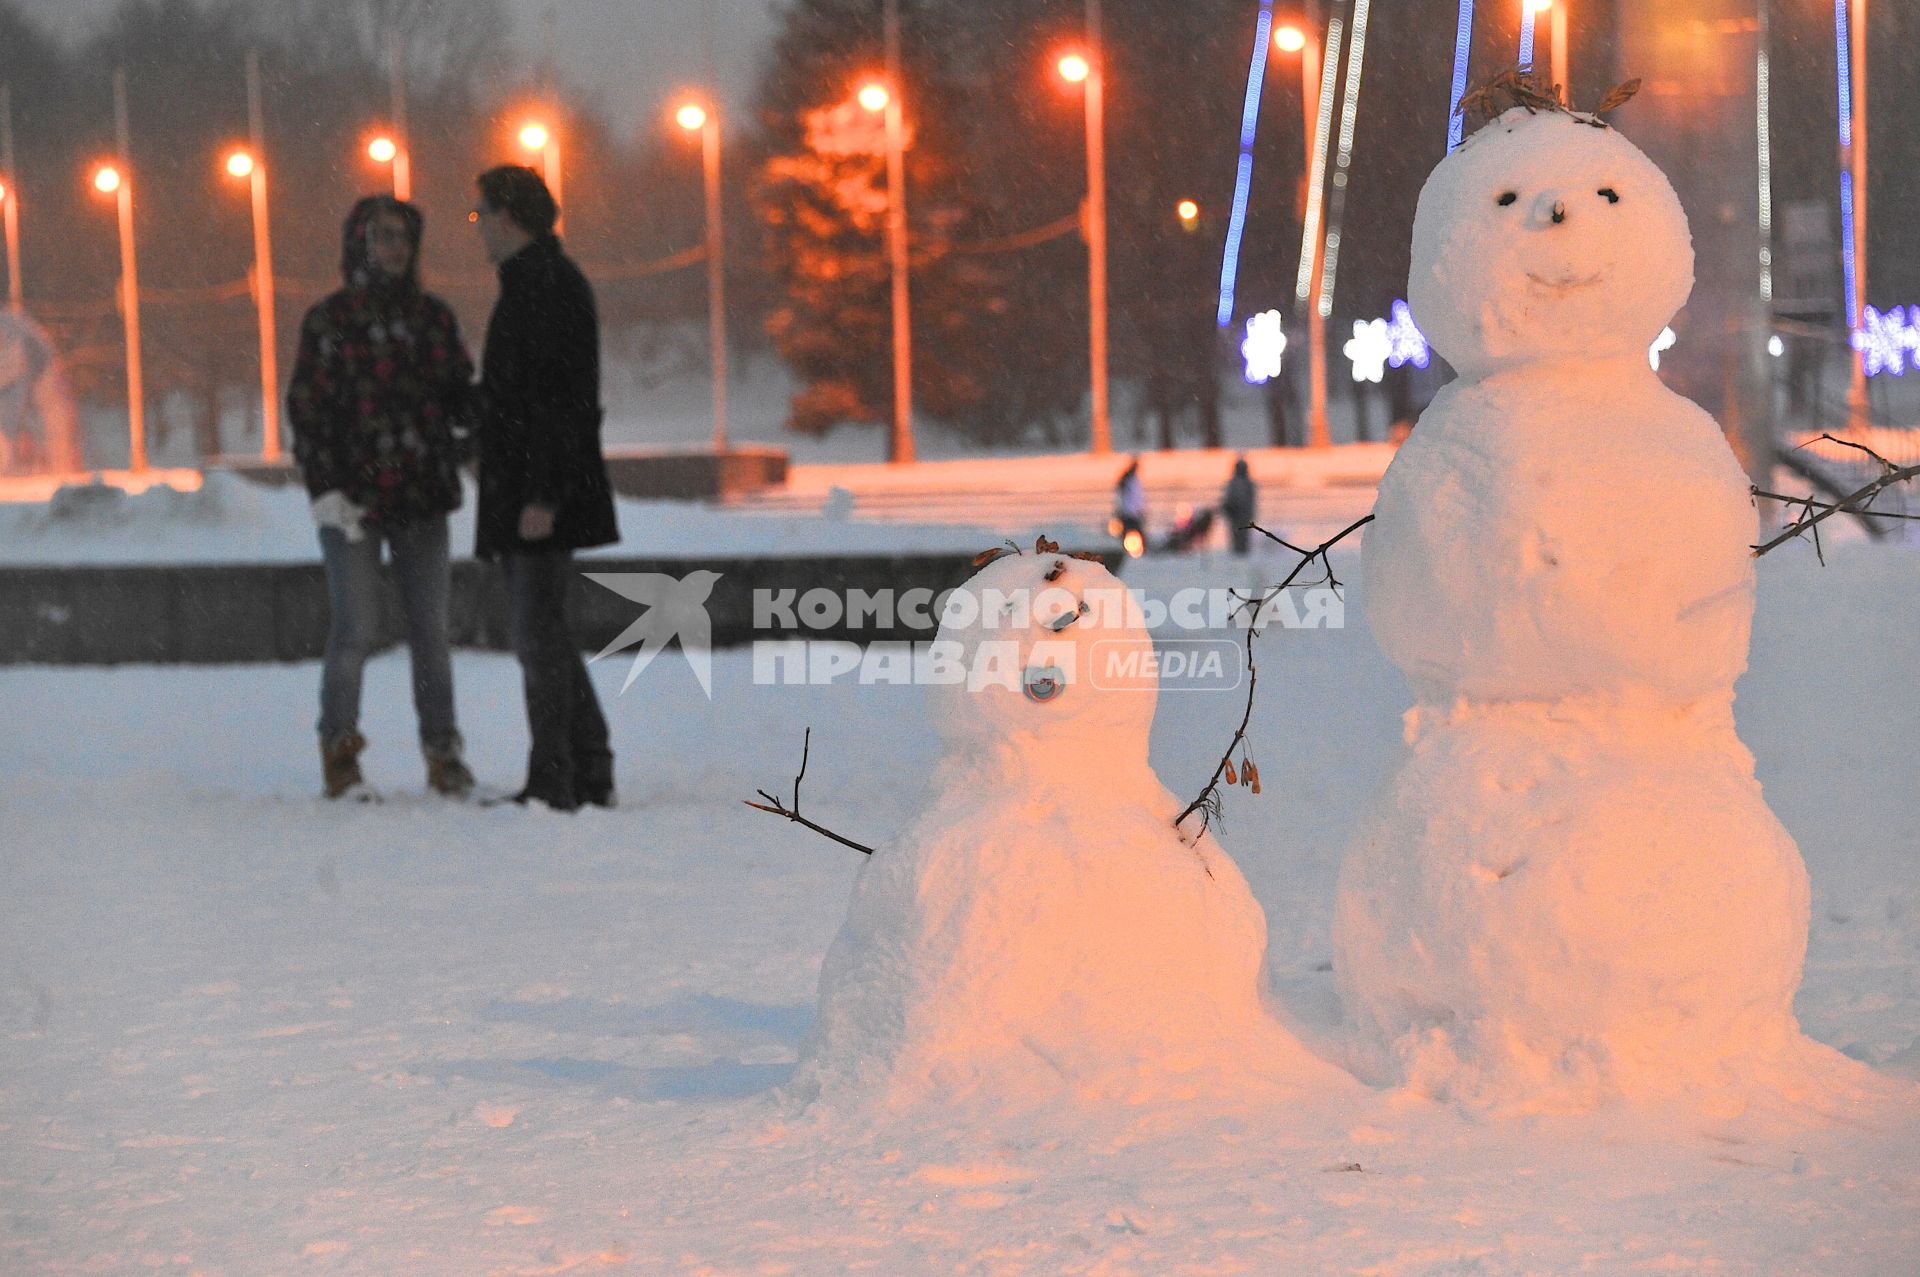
[743,728,878,857]
[1751,450,1920,558]
[1177,514,1375,835]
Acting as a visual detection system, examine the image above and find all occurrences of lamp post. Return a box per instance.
[97,70,145,472]
[1526,0,1567,90]
[1,84,21,312]
[1549,0,1568,92]
[92,162,145,473]
[859,71,915,464]
[225,150,281,464]
[1057,44,1111,455]
[366,133,402,195]
[1279,17,1332,447]
[677,101,729,453]
[0,177,17,315]
[231,51,281,462]
[386,25,412,201]
[519,120,563,236]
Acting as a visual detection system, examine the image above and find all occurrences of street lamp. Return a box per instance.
[676,99,729,453]
[0,177,17,313]
[1276,17,1330,447]
[859,73,915,463]
[1057,47,1110,455]
[1528,0,1567,91]
[91,160,145,471]
[518,117,563,235]
[223,147,280,463]
[0,84,20,312]
[365,132,407,200]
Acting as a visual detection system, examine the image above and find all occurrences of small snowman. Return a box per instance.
[1334,87,1833,1112]
[792,547,1328,1110]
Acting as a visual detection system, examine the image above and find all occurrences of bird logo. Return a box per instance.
[582,570,723,698]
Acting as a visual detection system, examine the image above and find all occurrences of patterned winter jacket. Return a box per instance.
[287,196,474,526]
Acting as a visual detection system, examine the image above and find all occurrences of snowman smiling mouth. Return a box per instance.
[1526,269,1606,292]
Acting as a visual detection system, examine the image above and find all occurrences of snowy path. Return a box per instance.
[2,547,1916,1274]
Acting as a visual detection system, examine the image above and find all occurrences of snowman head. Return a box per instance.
[1409,108,1691,378]
[927,551,1156,764]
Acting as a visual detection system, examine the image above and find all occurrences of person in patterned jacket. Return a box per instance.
[287,195,476,800]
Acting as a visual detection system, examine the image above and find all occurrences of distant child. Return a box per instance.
[1221,456,1257,556]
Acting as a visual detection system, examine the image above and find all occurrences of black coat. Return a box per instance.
[475,235,619,558]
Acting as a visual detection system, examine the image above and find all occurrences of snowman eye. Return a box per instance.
[1497,191,1518,206]
[1598,187,1620,203]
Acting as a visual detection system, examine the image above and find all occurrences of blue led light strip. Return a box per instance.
[1216,1,1278,328]
[1446,0,1476,153]
[1519,3,1537,74]
[1757,1,1773,301]
[1834,0,1859,329]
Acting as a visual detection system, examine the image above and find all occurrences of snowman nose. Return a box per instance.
[1551,201,1567,224]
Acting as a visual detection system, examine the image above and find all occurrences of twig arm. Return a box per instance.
[1176,514,1375,834]
[743,729,879,856]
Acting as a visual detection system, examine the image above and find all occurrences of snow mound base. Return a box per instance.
[1335,695,1821,1114]
[793,552,1329,1112]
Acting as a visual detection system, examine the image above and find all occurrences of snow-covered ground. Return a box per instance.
[2,542,1916,1274]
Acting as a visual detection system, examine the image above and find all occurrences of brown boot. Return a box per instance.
[320,730,368,799]
[424,734,475,799]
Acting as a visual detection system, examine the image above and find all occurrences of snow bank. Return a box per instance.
[0,470,1040,564]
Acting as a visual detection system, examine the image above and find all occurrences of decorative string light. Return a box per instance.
[1834,0,1858,331]
[1851,304,1920,377]
[1215,0,1277,327]
[1519,0,1538,74]
[1649,326,1677,371]
[1385,299,1430,369]
[1345,317,1390,383]
[1242,309,1289,384]
[1316,0,1373,318]
[1756,1,1773,301]
[1447,0,1476,153]
[1343,300,1430,383]
[1294,15,1344,309]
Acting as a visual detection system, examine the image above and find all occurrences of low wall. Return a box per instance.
[0,550,1120,665]
[209,446,790,502]
[601,447,789,500]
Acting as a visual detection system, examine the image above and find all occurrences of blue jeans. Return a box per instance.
[500,550,612,802]
[317,517,457,747]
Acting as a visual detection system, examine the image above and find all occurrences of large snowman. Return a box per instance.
[1334,104,1820,1113]
[793,549,1331,1110]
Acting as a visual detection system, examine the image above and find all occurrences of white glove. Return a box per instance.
[311,490,367,543]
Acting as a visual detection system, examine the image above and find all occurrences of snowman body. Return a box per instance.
[1334,109,1812,1111]
[794,552,1321,1110]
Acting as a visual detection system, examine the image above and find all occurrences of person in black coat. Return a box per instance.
[471,165,620,811]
